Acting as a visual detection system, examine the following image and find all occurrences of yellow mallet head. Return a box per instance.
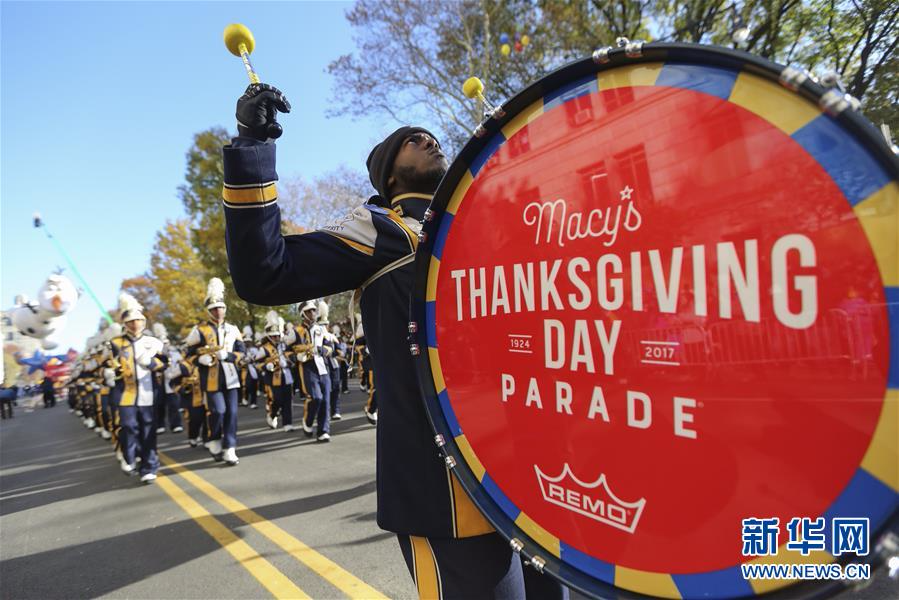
[462,77,484,100]
[224,23,255,57]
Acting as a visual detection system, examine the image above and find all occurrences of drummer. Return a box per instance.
[221,84,567,599]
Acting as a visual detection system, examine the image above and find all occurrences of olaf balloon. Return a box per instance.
[10,273,80,349]
[37,273,79,316]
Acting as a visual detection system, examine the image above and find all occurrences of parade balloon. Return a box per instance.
[501,43,511,56]
[499,33,509,44]
[36,273,78,316]
[521,34,530,47]
[10,300,67,350]
[514,41,523,52]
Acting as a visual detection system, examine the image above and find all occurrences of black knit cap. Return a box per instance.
[366,126,438,200]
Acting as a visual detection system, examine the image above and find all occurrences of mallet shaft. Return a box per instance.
[238,42,260,84]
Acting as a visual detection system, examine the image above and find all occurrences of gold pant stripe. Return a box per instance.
[410,536,442,600]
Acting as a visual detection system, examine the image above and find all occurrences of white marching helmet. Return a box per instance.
[118,293,145,323]
[205,277,227,310]
[299,300,318,321]
[152,322,169,342]
[317,300,330,323]
[242,325,254,340]
[104,323,123,341]
[331,325,341,336]
[264,310,284,337]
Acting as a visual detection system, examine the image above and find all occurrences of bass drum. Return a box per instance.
[410,42,898,599]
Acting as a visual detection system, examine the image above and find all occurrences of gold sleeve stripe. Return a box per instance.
[323,232,375,256]
[222,183,278,205]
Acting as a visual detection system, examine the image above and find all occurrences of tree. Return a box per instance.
[178,128,268,329]
[280,165,371,230]
[329,0,549,151]
[148,219,209,337]
[329,0,898,146]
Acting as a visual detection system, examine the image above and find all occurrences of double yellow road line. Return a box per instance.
[155,451,387,600]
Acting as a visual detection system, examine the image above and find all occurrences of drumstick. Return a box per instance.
[223,23,260,84]
[463,76,504,118]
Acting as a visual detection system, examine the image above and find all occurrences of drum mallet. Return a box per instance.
[463,77,505,120]
[224,23,284,138]
[224,23,260,84]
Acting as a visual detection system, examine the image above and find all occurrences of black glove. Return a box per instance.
[236,83,291,141]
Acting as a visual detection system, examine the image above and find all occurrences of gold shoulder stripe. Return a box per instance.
[384,209,418,251]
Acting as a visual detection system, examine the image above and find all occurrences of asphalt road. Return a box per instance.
[1,386,415,600]
[1,388,895,600]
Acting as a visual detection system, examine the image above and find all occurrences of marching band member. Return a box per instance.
[290,301,331,442]
[317,301,344,421]
[101,323,124,457]
[254,329,268,411]
[185,277,246,466]
[91,329,114,441]
[354,329,377,425]
[222,91,568,597]
[108,293,166,483]
[336,327,351,395]
[154,323,184,434]
[240,325,260,409]
[256,310,296,431]
[174,352,206,447]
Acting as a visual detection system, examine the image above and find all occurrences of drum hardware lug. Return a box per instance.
[474,123,488,138]
[510,538,524,553]
[526,555,546,573]
[625,39,644,58]
[592,46,613,64]
[880,124,899,155]
[408,321,418,334]
[434,434,446,447]
[819,89,860,115]
[819,71,845,92]
[874,531,899,578]
[409,343,421,356]
[423,208,435,222]
[486,104,506,120]
[779,66,814,91]
[444,455,457,468]
[615,37,629,48]
[418,231,428,244]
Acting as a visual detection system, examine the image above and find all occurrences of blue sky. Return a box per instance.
[1,1,397,352]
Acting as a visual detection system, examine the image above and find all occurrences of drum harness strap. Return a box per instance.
[348,252,416,365]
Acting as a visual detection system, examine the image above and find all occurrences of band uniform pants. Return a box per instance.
[397,532,569,600]
[329,367,341,416]
[302,366,330,436]
[157,392,182,431]
[118,405,159,476]
[206,388,239,449]
[272,384,292,426]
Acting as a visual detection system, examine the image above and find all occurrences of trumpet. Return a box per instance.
[197,344,224,357]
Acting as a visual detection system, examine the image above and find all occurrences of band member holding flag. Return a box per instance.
[221,83,566,598]
[185,277,246,466]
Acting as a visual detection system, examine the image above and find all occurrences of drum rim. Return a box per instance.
[410,41,898,600]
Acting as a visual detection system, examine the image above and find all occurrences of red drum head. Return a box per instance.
[411,43,898,599]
